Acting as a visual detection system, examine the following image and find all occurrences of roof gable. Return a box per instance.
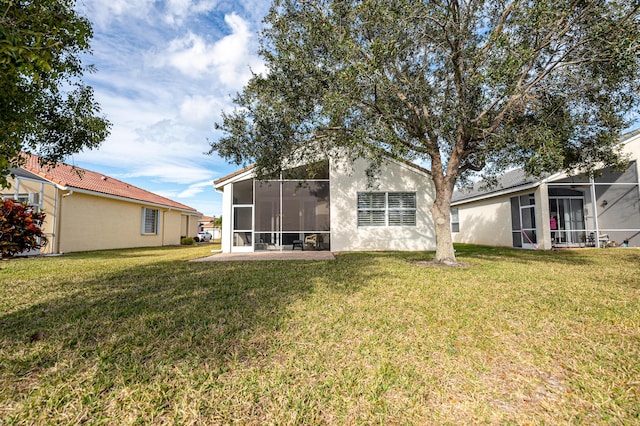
[20,154,200,213]
[213,155,431,189]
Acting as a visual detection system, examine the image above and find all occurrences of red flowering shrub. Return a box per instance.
[0,199,47,257]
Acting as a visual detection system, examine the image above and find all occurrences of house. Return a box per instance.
[2,153,201,254]
[213,156,436,253]
[451,129,640,249]
[198,215,221,240]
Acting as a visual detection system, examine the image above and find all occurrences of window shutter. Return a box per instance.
[388,192,415,209]
[143,208,158,234]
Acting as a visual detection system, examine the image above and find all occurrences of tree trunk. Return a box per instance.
[430,181,457,264]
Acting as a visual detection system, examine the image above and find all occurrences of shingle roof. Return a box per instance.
[451,168,542,204]
[452,128,640,205]
[21,153,200,213]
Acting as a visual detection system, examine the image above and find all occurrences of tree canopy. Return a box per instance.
[211,0,640,263]
[0,0,110,188]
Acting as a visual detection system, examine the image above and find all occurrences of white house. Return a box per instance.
[213,156,436,253]
[451,129,640,249]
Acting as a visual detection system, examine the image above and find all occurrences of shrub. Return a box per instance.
[0,199,47,257]
[181,237,195,245]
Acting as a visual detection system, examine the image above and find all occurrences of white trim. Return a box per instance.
[452,182,541,206]
[214,168,256,189]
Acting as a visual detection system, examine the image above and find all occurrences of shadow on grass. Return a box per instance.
[0,251,388,398]
[450,243,640,266]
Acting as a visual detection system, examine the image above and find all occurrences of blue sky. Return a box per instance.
[69,0,273,217]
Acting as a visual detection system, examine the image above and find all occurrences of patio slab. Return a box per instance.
[192,250,336,262]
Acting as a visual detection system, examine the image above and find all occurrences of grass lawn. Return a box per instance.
[1,244,639,425]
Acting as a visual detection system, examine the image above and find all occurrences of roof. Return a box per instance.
[19,153,200,214]
[620,127,640,144]
[451,168,544,204]
[452,128,640,205]
[213,164,255,187]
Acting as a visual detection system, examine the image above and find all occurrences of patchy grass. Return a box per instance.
[1,244,639,424]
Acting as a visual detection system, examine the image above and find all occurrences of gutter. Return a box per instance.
[451,182,541,206]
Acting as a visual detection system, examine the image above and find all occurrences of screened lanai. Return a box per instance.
[546,161,640,248]
[230,161,331,252]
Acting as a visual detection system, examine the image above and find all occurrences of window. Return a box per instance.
[451,208,459,232]
[357,192,416,226]
[142,207,159,234]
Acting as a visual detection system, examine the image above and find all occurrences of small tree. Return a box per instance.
[0,199,48,258]
[211,0,640,264]
[0,0,111,189]
[213,216,222,228]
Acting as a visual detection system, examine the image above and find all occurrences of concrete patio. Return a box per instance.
[192,250,336,262]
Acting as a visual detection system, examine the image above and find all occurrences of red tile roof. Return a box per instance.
[21,153,200,213]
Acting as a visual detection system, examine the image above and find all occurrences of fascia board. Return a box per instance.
[451,182,541,206]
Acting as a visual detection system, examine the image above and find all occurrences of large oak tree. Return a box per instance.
[1,0,110,188]
[211,0,640,263]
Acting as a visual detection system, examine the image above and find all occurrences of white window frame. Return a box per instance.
[142,207,159,235]
[451,208,460,233]
[357,192,417,227]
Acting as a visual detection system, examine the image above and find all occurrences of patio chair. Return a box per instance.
[304,234,318,250]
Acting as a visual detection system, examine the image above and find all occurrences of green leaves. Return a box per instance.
[0,0,110,189]
[213,0,639,177]
[211,0,639,261]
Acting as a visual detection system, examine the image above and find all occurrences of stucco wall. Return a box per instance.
[451,195,514,247]
[220,185,232,253]
[3,175,199,254]
[330,157,436,252]
[57,192,179,253]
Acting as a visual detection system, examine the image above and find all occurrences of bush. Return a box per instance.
[181,237,195,245]
[0,199,47,257]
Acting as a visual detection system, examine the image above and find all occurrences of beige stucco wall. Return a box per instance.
[452,187,553,249]
[2,175,199,254]
[57,191,196,253]
[451,195,513,247]
[622,132,640,160]
[330,157,436,252]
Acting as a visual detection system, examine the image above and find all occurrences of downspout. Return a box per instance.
[163,208,171,246]
[589,177,600,247]
[50,185,58,254]
[57,190,74,254]
[14,177,21,198]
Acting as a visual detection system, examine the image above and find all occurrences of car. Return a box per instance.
[195,231,213,242]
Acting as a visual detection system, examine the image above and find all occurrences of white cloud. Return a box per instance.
[164,0,220,25]
[79,0,156,28]
[179,95,228,129]
[157,13,264,90]
[73,1,273,216]
[123,164,214,185]
[176,180,216,198]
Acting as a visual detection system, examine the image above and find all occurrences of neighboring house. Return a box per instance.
[213,156,436,253]
[451,129,640,249]
[198,215,221,240]
[2,154,201,255]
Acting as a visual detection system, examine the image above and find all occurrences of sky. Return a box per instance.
[69,0,273,217]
